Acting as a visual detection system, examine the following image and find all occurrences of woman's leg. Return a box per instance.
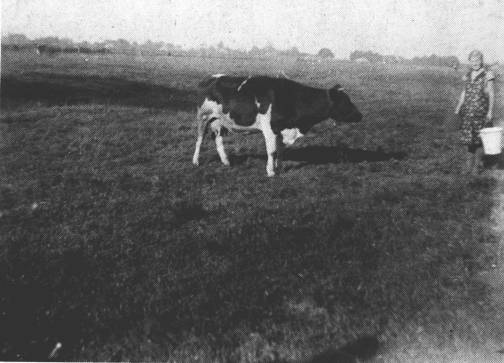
[465,145,476,174]
[473,146,484,174]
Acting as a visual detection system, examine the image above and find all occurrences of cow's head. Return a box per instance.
[328,85,362,123]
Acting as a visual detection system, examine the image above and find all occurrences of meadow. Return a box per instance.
[1,51,503,361]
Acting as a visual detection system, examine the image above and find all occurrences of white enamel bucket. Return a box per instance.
[480,127,503,155]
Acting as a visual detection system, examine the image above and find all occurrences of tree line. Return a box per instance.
[350,50,460,68]
[2,33,460,67]
[2,33,334,59]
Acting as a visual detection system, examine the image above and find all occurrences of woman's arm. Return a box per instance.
[486,79,495,122]
[455,89,465,114]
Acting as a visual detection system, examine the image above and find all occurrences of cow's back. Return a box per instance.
[198,75,247,103]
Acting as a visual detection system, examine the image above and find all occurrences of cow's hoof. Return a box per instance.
[222,161,230,166]
[192,160,199,166]
[267,172,276,177]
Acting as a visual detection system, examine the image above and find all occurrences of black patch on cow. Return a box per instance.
[329,86,363,123]
[198,75,362,132]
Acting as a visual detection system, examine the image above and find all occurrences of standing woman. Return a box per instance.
[455,50,495,175]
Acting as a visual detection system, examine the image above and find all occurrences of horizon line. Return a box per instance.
[2,32,475,62]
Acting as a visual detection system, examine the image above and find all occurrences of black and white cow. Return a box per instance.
[192,75,362,176]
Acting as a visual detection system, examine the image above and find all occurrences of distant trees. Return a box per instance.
[112,39,132,52]
[1,33,462,67]
[1,32,333,60]
[246,44,305,58]
[2,33,31,44]
[411,54,460,68]
[34,36,63,46]
[350,50,384,63]
[288,47,300,55]
[350,49,460,68]
[318,48,335,58]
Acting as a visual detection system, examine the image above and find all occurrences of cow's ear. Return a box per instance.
[332,84,344,92]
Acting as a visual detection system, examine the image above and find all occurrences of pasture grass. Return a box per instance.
[1,51,503,361]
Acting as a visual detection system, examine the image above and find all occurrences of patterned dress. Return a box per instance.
[460,69,494,146]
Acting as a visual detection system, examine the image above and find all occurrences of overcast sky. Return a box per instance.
[2,0,504,61]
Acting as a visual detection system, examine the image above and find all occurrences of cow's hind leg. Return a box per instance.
[211,121,230,166]
[215,134,230,166]
[192,109,206,166]
[192,133,204,166]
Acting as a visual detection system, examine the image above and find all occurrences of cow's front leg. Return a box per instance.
[262,127,278,177]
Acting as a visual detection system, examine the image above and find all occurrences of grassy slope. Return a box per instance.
[1,52,502,361]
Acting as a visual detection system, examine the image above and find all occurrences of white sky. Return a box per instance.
[2,0,504,61]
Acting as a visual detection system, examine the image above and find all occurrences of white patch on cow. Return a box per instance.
[199,98,223,120]
[199,97,262,132]
[49,342,62,359]
[211,73,226,78]
[254,98,260,109]
[281,128,303,146]
[209,119,224,134]
[237,76,251,92]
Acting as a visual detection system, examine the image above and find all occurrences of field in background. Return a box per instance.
[1,51,504,361]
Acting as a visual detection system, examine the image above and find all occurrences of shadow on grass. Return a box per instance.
[229,145,407,166]
[484,153,504,170]
[308,335,380,363]
[284,145,407,164]
[1,73,199,111]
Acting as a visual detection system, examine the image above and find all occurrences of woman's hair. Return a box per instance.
[468,50,484,62]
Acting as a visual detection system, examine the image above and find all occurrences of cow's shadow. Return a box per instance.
[284,145,407,164]
[230,145,407,166]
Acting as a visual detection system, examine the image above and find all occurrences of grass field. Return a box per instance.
[1,50,504,361]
